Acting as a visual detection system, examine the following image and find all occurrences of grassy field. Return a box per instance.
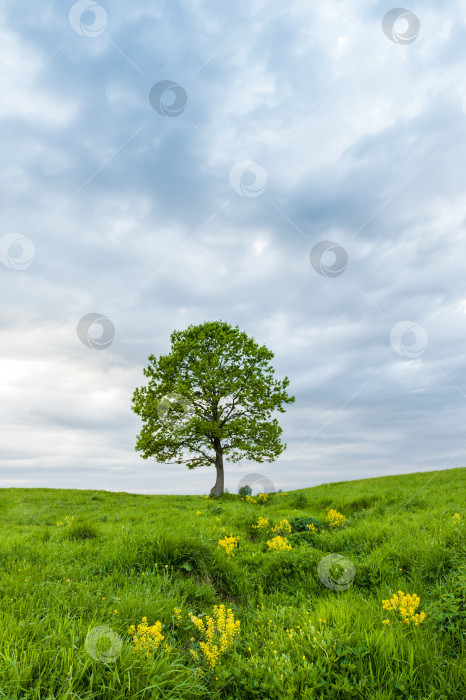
[0,467,464,699]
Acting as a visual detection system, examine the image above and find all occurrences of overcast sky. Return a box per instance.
[1,0,466,496]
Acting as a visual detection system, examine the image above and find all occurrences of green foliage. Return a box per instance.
[238,485,252,497]
[344,495,379,514]
[290,493,308,509]
[288,515,324,532]
[136,533,213,576]
[131,319,295,494]
[254,548,322,594]
[0,469,464,699]
[218,491,237,501]
[66,520,100,540]
[206,504,224,515]
[286,530,317,546]
[426,570,466,639]
[40,528,52,543]
[354,560,385,589]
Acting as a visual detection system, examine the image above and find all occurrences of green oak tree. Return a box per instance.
[131,319,295,496]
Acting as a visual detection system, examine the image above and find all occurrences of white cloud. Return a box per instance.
[0,0,465,493]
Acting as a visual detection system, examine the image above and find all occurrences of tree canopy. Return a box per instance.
[131,319,295,496]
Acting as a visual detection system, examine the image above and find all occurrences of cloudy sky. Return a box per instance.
[1,0,466,495]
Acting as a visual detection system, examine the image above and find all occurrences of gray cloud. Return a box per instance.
[1,1,465,494]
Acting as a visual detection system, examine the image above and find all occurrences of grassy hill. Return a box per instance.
[0,467,464,699]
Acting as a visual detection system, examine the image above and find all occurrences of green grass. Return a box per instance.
[0,467,465,699]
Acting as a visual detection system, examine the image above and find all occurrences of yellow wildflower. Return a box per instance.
[381,591,426,626]
[217,534,239,559]
[128,617,165,660]
[266,535,292,551]
[326,509,346,528]
[188,605,240,670]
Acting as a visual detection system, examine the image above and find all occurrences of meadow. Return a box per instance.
[0,467,464,699]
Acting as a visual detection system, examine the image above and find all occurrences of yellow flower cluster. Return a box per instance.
[252,516,292,538]
[173,607,183,626]
[306,522,318,532]
[188,604,241,670]
[241,493,268,505]
[196,510,202,516]
[381,591,426,626]
[266,535,292,551]
[452,513,461,525]
[56,516,74,527]
[128,617,165,659]
[268,518,292,535]
[326,509,346,528]
[252,516,270,530]
[217,534,239,559]
[189,648,199,662]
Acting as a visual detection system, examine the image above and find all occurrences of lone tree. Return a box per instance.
[131,319,295,497]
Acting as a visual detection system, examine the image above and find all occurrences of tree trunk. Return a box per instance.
[210,440,224,497]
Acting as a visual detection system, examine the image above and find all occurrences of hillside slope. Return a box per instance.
[0,467,464,699]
